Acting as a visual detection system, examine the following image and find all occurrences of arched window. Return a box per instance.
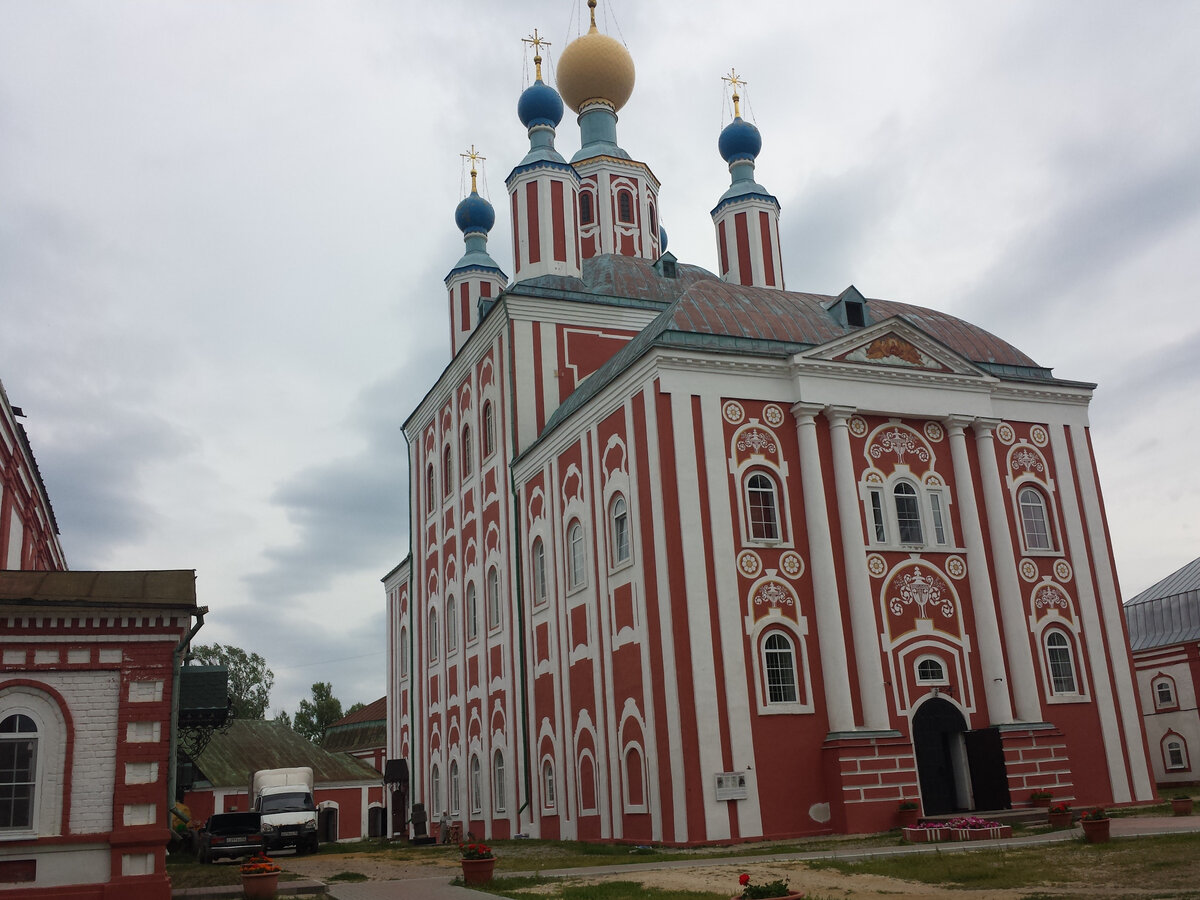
[461,425,473,477]
[493,750,506,812]
[449,760,461,814]
[1165,735,1189,770]
[442,445,453,495]
[648,202,657,237]
[617,189,634,223]
[466,583,478,640]
[0,714,38,829]
[579,191,594,225]
[430,764,441,816]
[487,567,501,629]
[399,627,408,675]
[624,745,646,810]
[1154,676,1177,709]
[746,472,780,541]
[445,595,458,653]
[610,496,630,564]
[1045,630,1077,694]
[567,521,586,589]
[531,539,547,606]
[428,609,439,661]
[426,463,436,513]
[542,759,556,810]
[916,657,946,683]
[470,755,482,814]
[1019,487,1052,550]
[482,402,495,458]
[762,633,798,703]
[894,482,923,544]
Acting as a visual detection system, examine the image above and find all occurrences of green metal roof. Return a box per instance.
[191,719,380,788]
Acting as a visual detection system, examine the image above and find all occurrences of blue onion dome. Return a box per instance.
[518,78,564,129]
[659,225,668,252]
[718,116,762,163]
[454,191,495,234]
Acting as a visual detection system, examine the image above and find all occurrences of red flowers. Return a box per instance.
[459,842,495,860]
[740,873,751,885]
[240,854,281,875]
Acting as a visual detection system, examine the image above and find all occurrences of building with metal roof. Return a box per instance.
[323,696,387,774]
[1125,556,1200,785]
[385,0,1153,845]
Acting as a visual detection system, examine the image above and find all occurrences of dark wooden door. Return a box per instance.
[965,727,1011,811]
[913,698,967,815]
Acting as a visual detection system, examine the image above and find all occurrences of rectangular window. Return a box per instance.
[870,490,886,542]
[0,738,36,829]
[930,493,947,544]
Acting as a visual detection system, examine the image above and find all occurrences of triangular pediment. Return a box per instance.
[800,316,984,376]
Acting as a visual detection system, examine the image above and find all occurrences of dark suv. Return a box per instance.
[196,811,264,863]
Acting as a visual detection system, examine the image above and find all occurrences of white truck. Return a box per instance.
[251,766,319,854]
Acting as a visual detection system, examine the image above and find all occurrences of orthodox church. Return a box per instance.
[384,1,1153,843]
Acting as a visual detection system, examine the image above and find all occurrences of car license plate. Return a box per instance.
[227,837,247,844]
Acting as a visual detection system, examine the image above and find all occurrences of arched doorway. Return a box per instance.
[319,806,338,843]
[912,697,970,816]
[368,805,386,838]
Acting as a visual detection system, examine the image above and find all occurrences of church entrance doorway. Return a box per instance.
[912,697,971,815]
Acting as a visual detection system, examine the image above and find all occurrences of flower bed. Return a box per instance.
[902,824,948,843]
[945,816,1011,841]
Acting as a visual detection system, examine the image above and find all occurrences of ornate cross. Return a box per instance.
[722,67,747,117]
[523,28,551,81]
[461,145,485,193]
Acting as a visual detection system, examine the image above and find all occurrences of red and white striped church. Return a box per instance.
[384,1,1154,844]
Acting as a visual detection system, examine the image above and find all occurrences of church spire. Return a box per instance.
[712,69,784,290]
[446,146,507,356]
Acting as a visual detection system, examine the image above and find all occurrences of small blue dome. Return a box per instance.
[455,191,495,234]
[659,226,668,252]
[518,79,564,129]
[718,116,762,163]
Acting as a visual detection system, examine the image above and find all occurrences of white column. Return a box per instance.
[972,420,1042,723]
[945,418,1014,725]
[792,403,856,733]
[824,406,890,730]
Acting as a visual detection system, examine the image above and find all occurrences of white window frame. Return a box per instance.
[915,655,948,685]
[1165,736,1189,771]
[745,471,781,542]
[492,750,506,813]
[1045,629,1077,695]
[430,764,441,816]
[893,481,924,545]
[567,521,587,591]
[532,538,547,606]
[541,759,556,812]
[1019,486,1053,551]
[428,609,439,663]
[449,760,460,815]
[466,583,478,642]
[0,713,38,832]
[487,567,501,631]
[470,755,482,815]
[610,495,631,566]
[445,595,458,654]
[1154,675,1178,710]
[482,401,495,459]
[461,425,473,478]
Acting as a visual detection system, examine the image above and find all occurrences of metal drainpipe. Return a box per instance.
[168,604,208,827]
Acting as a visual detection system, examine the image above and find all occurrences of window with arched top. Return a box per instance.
[648,202,657,237]
[445,595,458,653]
[610,496,630,565]
[1019,486,1052,550]
[470,755,482,814]
[493,750,506,813]
[762,633,798,704]
[1154,675,1178,710]
[487,567,501,630]
[579,191,594,225]
[745,472,780,541]
[894,482,923,544]
[426,463,436,513]
[461,425,473,477]
[428,609,439,662]
[916,657,947,684]
[430,764,441,816]
[542,759,556,811]
[449,760,460,815]
[567,521,586,589]
[531,539,547,606]
[399,627,408,676]
[617,189,634,224]
[1045,629,1077,694]
[443,445,453,495]
[0,714,38,829]
[1164,734,1190,771]
[483,401,495,458]
[466,583,478,641]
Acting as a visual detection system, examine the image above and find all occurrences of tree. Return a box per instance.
[345,701,366,717]
[274,709,293,729]
[191,643,274,719]
[293,682,343,744]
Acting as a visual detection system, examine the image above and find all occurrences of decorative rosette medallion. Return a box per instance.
[866,553,887,578]
[763,404,785,427]
[737,550,762,577]
[923,421,945,443]
[1019,559,1039,583]
[945,555,967,580]
[1030,425,1049,447]
[1054,559,1073,582]
[995,422,1016,445]
[779,551,805,580]
[848,415,869,438]
[722,400,746,425]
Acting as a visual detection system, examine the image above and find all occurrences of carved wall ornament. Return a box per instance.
[890,568,955,619]
[945,555,967,580]
[780,551,805,580]
[1011,446,1045,474]
[753,579,795,609]
[866,554,887,578]
[923,421,945,443]
[1054,559,1074,583]
[924,473,945,487]
[848,415,869,438]
[870,427,930,465]
[722,400,746,425]
[1034,584,1068,611]
[737,427,777,455]
[996,422,1016,445]
[1019,559,1039,582]
[1030,425,1049,447]
[737,550,762,577]
[763,404,786,427]
[864,470,884,485]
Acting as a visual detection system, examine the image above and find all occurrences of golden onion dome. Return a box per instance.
[556,5,635,114]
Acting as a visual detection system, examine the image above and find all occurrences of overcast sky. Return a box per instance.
[3,1,1198,718]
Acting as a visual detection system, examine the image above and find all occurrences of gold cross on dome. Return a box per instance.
[461,144,485,192]
[722,67,747,117]
[523,28,551,80]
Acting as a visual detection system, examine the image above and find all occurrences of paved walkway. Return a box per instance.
[172,816,1200,900]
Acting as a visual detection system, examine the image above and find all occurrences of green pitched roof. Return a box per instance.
[191,719,380,788]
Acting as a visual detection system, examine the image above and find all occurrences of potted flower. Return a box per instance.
[1030,789,1053,808]
[239,854,281,900]
[459,841,497,884]
[1048,802,1073,829]
[734,872,804,900]
[896,799,920,828]
[1080,807,1110,843]
[1170,794,1193,816]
